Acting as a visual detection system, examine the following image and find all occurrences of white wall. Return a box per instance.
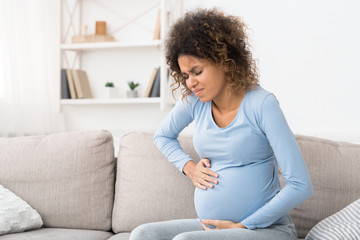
[64,0,360,143]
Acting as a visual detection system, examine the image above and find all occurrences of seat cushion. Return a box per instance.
[0,130,115,231]
[279,135,360,238]
[108,232,131,240]
[112,131,198,233]
[0,228,113,240]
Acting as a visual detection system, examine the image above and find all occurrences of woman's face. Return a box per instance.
[178,55,228,103]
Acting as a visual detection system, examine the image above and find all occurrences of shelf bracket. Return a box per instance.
[62,0,80,43]
[88,0,160,35]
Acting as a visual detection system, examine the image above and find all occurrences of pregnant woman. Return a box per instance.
[130,8,313,240]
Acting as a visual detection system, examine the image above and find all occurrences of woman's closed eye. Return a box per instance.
[182,69,202,80]
[195,70,203,75]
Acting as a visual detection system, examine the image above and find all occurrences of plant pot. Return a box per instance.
[105,87,118,98]
[126,90,138,98]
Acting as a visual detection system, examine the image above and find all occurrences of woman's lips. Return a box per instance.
[194,89,204,97]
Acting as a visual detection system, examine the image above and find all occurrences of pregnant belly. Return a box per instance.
[194,163,276,222]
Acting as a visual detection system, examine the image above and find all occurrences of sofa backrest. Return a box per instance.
[281,135,360,238]
[112,131,360,238]
[0,130,115,231]
[112,131,198,233]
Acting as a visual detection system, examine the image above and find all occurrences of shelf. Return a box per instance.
[60,97,161,105]
[58,0,177,112]
[61,40,161,51]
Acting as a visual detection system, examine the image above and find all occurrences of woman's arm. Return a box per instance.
[241,94,313,229]
[153,97,195,172]
[154,96,218,189]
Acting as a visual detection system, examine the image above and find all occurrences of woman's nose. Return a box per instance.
[187,75,198,89]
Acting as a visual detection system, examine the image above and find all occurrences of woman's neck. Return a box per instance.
[212,89,246,113]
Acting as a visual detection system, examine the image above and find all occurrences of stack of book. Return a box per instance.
[144,67,161,98]
[61,69,93,99]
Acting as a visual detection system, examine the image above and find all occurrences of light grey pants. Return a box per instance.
[129,215,298,240]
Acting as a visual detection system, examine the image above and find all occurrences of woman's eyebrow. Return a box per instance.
[181,66,199,74]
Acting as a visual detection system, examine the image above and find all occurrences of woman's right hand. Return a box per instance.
[183,159,219,190]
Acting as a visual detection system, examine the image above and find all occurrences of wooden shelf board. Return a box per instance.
[61,40,161,51]
[60,97,161,105]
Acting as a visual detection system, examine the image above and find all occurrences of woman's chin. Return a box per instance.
[197,96,210,103]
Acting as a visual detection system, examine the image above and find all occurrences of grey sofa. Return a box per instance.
[0,130,359,240]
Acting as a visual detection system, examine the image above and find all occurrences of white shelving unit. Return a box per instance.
[59,0,183,111]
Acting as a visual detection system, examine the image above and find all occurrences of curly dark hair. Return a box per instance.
[164,8,259,99]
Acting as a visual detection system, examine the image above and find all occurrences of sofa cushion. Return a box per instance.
[0,130,115,231]
[108,233,131,240]
[305,199,360,240]
[112,132,198,233]
[0,228,113,240]
[279,135,360,238]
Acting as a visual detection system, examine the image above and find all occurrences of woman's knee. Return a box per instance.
[129,223,161,240]
[173,232,199,240]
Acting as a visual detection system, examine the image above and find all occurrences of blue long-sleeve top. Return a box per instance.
[154,85,313,229]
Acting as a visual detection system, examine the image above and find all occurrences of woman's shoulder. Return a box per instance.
[243,85,279,128]
[176,93,201,108]
[174,93,204,117]
[245,85,275,107]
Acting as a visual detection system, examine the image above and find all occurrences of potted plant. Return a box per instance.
[127,81,140,98]
[105,82,118,98]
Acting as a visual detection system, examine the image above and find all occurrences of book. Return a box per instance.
[72,69,93,98]
[61,69,71,99]
[66,69,77,99]
[150,67,160,97]
[153,9,161,40]
[144,68,158,97]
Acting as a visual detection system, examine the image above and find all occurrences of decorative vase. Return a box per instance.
[126,90,138,98]
[105,87,118,98]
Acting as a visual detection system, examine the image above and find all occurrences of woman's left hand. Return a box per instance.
[200,219,247,230]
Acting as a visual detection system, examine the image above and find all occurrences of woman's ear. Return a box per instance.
[221,62,233,77]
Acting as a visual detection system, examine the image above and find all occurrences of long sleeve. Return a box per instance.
[241,94,313,229]
[153,97,196,172]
